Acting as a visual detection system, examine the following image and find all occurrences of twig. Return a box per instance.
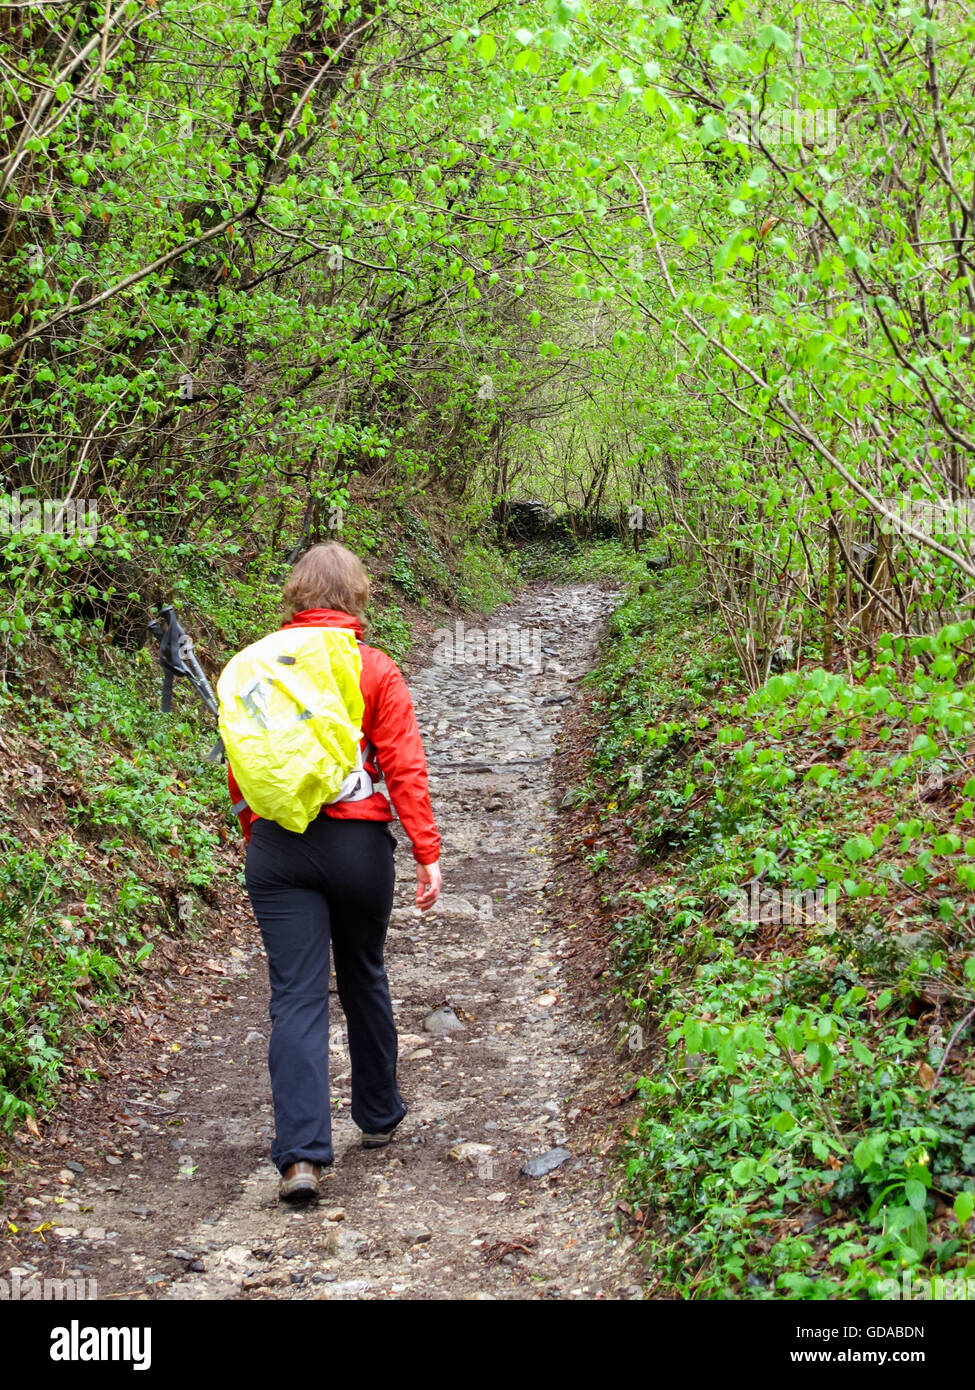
[931,1003,975,1091]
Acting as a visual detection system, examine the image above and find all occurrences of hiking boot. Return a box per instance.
[278,1161,323,1202]
[360,1125,398,1150]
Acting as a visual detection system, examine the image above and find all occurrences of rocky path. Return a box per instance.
[2,584,644,1300]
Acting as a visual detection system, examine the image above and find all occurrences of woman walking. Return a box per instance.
[226,542,442,1202]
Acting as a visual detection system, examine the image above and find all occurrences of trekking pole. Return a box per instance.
[147,606,224,761]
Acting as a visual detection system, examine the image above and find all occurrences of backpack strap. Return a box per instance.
[329,741,375,803]
[322,640,379,805]
[355,641,382,782]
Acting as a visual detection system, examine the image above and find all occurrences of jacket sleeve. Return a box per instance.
[366,654,441,865]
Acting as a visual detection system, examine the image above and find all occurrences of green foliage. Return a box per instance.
[365,598,412,666]
[0,632,228,1130]
[3,0,975,669]
[580,568,975,1298]
[452,542,518,611]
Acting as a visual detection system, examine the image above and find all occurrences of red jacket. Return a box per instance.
[226,608,440,865]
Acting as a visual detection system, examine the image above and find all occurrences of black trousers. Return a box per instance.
[244,815,406,1172]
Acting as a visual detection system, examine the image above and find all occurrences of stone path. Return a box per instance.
[4,584,644,1300]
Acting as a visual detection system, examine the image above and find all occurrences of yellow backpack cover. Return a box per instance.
[217,625,365,833]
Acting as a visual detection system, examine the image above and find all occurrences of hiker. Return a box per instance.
[224,542,442,1202]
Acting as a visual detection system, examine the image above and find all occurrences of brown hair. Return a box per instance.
[281,542,371,623]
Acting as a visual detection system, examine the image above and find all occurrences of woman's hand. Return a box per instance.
[415,858,442,911]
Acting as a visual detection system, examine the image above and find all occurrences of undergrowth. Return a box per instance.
[569,564,975,1299]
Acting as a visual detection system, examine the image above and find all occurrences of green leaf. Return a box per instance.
[731,1156,757,1184]
[905,1179,927,1211]
[853,1134,886,1172]
[757,23,792,53]
[954,1191,975,1226]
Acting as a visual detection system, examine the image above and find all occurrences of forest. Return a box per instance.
[1,0,974,1313]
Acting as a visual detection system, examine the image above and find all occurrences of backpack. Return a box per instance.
[217,625,371,833]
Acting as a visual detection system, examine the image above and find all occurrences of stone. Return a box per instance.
[336,1227,369,1255]
[449,1141,493,1163]
[243,1271,289,1289]
[423,1006,466,1036]
[521,1147,571,1179]
[318,1279,371,1299]
[893,930,940,960]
